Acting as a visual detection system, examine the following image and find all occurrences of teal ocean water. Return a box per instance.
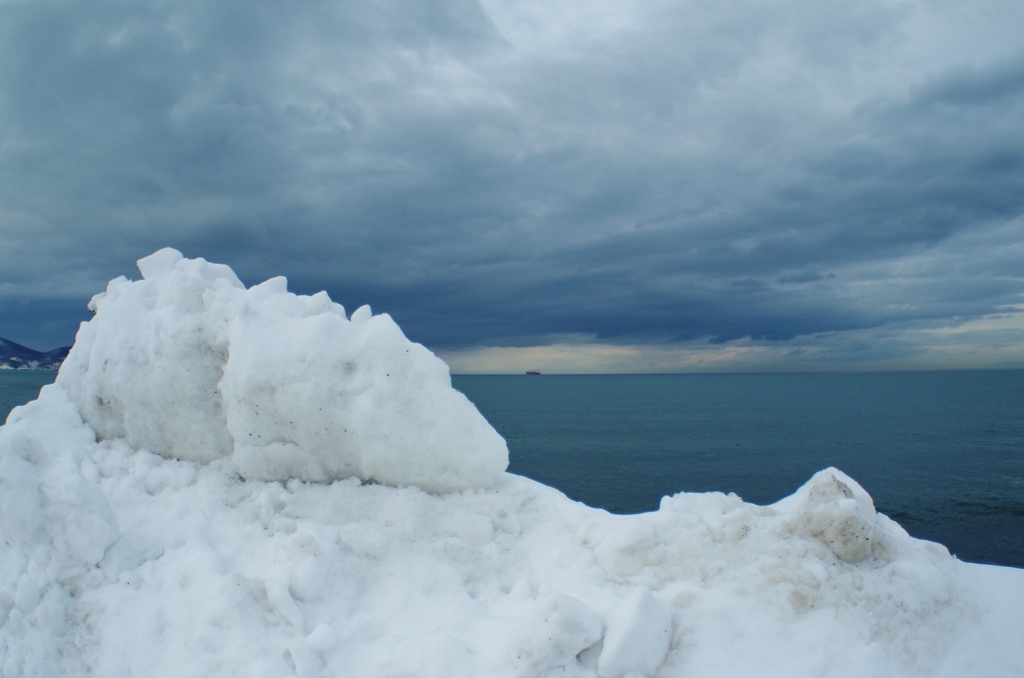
[3,370,1022,567]
[0,370,57,422]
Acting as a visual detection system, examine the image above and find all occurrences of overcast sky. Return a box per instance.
[2,0,1023,372]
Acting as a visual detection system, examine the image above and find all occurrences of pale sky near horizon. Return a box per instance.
[2,0,1024,372]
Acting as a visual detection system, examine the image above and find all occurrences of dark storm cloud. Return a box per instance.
[913,56,1024,108]
[1,0,1023,364]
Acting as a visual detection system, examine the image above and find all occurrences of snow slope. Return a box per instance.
[1,250,1022,677]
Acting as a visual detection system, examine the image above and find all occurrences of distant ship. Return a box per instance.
[525,370,541,375]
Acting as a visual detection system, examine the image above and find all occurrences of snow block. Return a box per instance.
[57,249,508,492]
[507,594,605,676]
[598,586,674,678]
[789,468,878,563]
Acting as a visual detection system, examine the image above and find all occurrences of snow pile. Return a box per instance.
[2,251,1023,677]
[57,248,507,492]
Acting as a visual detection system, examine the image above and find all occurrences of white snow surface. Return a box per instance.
[2,251,1023,677]
[57,248,508,492]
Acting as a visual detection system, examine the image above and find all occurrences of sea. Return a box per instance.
[3,370,1022,568]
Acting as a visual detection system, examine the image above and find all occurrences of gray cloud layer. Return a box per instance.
[2,0,1023,366]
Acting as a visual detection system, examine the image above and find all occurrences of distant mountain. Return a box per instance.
[0,337,71,370]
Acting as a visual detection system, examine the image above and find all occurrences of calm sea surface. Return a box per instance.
[0,370,57,422]
[3,370,1022,567]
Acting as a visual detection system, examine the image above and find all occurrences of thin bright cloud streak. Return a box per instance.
[440,305,1024,373]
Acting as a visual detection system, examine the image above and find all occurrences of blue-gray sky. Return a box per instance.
[2,0,1023,372]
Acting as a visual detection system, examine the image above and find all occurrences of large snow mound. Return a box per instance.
[2,249,1023,677]
[56,248,508,492]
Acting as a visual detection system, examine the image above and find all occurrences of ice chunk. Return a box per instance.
[785,468,878,563]
[598,586,673,678]
[57,249,508,492]
[506,593,604,675]
[285,532,331,602]
[59,254,239,463]
[350,304,372,324]
[136,247,184,280]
